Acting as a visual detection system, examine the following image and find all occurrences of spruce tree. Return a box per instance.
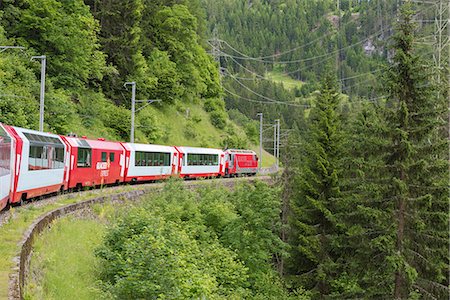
[382,3,448,298]
[337,102,394,298]
[287,72,344,296]
[308,4,449,298]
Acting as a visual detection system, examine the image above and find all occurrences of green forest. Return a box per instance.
[0,0,252,149]
[1,0,449,299]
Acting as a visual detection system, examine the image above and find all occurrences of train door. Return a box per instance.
[219,153,225,176]
[229,154,234,170]
[0,125,13,209]
[171,152,179,175]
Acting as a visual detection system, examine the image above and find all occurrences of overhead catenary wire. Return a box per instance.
[207,9,399,63]
[210,4,433,65]
[216,36,372,64]
[225,53,384,85]
[0,94,30,99]
[222,85,308,108]
[216,4,435,111]
[223,55,269,80]
[207,14,364,61]
[226,72,309,107]
[214,26,394,65]
[222,66,396,108]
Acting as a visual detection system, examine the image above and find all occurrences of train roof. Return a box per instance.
[123,143,175,153]
[12,126,64,146]
[175,146,223,155]
[225,149,256,154]
[63,136,124,150]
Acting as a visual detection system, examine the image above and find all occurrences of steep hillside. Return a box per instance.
[0,0,276,166]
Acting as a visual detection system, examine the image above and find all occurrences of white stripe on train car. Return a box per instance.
[16,155,20,176]
[120,153,125,177]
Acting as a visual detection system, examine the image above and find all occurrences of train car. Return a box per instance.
[0,121,263,211]
[5,126,69,204]
[175,146,225,178]
[224,149,258,177]
[122,143,179,183]
[0,124,14,210]
[61,136,126,189]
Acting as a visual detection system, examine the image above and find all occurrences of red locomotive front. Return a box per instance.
[224,149,258,177]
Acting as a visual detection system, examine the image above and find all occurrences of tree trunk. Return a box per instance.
[394,169,406,299]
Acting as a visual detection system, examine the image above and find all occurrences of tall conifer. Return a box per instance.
[380,3,448,298]
[337,103,394,298]
[288,72,344,297]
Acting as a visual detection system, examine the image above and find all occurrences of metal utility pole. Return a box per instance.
[257,113,263,169]
[433,0,449,86]
[0,46,25,53]
[276,119,280,170]
[337,0,343,90]
[273,122,277,163]
[31,55,46,132]
[211,26,221,63]
[447,0,450,153]
[124,82,136,143]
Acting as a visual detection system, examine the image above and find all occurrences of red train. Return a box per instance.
[0,124,258,210]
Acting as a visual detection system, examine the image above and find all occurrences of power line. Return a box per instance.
[211,4,434,65]
[0,94,30,99]
[207,12,386,61]
[0,46,25,53]
[215,35,375,64]
[226,72,309,107]
[340,69,383,82]
[225,54,382,84]
[223,55,269,80]
[222,85,308,108]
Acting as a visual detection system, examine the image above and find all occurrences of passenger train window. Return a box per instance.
[101,152,107,162]
[28,145,64,171]
[187,154,219,166]
[54,148,65,168]
[110,153,115,162]
[135,151,170,167]
[77,148,92,168]
[24,132,65,171]
[0,127,11,176]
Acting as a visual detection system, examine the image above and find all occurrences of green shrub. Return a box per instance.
[191,114,202,124]
[95,180,305,299]
[137,108,162,143]
[103,104,130,140]
[245,123,259,144]
[96,181,251,299]
[210,110,227,129]
[184,120,197,139]
[221,134,248,149]
[45,89,77,134]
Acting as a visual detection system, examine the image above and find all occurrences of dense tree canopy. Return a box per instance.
[96,180,308,299]
[0,0,227,143]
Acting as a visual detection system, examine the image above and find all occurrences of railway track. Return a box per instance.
[0,167,277,228]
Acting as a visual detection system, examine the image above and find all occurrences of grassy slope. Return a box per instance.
[0,186,144,299]
[266,71,304,91]
[24,217,105,300]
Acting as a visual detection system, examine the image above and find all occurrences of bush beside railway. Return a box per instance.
[24,180,310,299]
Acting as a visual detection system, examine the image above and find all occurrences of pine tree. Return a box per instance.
[382,3,449,298]
[287,72,344,296]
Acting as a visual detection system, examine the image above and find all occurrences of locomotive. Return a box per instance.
[0,123,258,210]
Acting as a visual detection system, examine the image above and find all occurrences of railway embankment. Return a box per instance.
[3,176,273,300]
